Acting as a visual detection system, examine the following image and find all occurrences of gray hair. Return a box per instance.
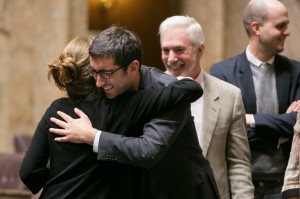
[159,15,205,49]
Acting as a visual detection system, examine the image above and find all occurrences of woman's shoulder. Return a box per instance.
[50,97,75,108]
[43,97,81,117]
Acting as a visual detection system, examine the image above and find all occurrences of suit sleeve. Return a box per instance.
[133,78,203,109]
[226,90,254,198]
[166,78,203,103]
[112,78,202,124]
[282,111,300,198]
[252,112,297,138]
[97,104,190,169]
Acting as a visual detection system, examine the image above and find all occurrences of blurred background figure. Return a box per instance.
[159,15,254,199]
[211,0,300,198]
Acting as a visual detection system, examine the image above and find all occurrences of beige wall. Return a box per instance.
[0,0,300,153]
[0,0,88,153]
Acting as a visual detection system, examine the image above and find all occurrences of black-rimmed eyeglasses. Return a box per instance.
[88,66,122,79]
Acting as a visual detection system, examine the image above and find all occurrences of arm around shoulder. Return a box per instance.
[97,103,191,168]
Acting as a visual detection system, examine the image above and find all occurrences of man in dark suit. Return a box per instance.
[210,0,300,198]
[50,26,220,198]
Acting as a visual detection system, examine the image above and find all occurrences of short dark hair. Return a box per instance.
[89,26,143,70]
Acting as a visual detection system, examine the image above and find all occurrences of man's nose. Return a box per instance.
[284,27,291,36]
[95,75,106,88]
[168,51,177,63]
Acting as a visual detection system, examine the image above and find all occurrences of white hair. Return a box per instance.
[159,15,205,48]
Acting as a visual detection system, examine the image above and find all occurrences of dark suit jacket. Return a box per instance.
[19,77,202,199]
[210,52,300,156]
[98,66,220,199]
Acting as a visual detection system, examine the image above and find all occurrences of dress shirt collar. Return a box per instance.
[246,45,274,67]
[194,68,205,89]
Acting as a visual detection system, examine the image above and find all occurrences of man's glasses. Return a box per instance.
[88,66,122,79]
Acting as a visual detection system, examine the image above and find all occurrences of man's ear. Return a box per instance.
[129,60,140,72]
[251,21,260,35]
[199,44,205,56]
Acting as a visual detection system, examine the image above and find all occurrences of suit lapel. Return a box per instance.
[238,53,257,113]
[201,73,220,157]
[274,55,290,113]
[237,53,290,113]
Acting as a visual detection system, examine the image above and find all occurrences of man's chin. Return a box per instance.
[278,47,284,53]
[105,94,114,99]
[168,64,184,71]
[168,69,184,77]
[103,91,114,99]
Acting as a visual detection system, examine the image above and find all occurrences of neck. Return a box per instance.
[132,74,140,91]
[249,42,274,62]
[191,66,201,80]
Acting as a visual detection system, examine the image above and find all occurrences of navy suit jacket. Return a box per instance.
[211,52,300,156]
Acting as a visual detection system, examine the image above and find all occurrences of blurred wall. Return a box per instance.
[0,0,88,152]
[0,0,299,153]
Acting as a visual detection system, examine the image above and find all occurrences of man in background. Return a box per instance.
[211,0,300,198]
[158,15,254,199]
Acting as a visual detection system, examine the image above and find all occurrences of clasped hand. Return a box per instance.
[49,108,97,145]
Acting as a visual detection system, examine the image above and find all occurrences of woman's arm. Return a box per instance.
[19,106,52,194]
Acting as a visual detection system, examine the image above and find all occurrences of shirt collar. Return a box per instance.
[246,45,274,67]
[194,68,204,89]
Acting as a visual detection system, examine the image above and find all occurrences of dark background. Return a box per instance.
[89,0,182,71]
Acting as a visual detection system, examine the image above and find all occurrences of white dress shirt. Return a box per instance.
[190,69,205,139]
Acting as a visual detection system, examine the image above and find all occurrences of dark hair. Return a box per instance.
[48,36,97,100]
[89,26,143,70]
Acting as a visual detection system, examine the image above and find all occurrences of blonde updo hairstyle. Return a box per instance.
[48,36,96,100]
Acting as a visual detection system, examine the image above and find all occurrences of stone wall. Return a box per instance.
[0,0,88,153]
[0,0,299,153]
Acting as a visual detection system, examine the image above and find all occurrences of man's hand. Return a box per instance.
[176,76,193,80]
[286,100,300,113]
[245,114,254,127]
[49,108,97,145]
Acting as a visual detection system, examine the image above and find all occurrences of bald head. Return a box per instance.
[243,0,287,36]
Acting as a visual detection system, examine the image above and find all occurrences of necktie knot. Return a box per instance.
[260,63,271,69]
